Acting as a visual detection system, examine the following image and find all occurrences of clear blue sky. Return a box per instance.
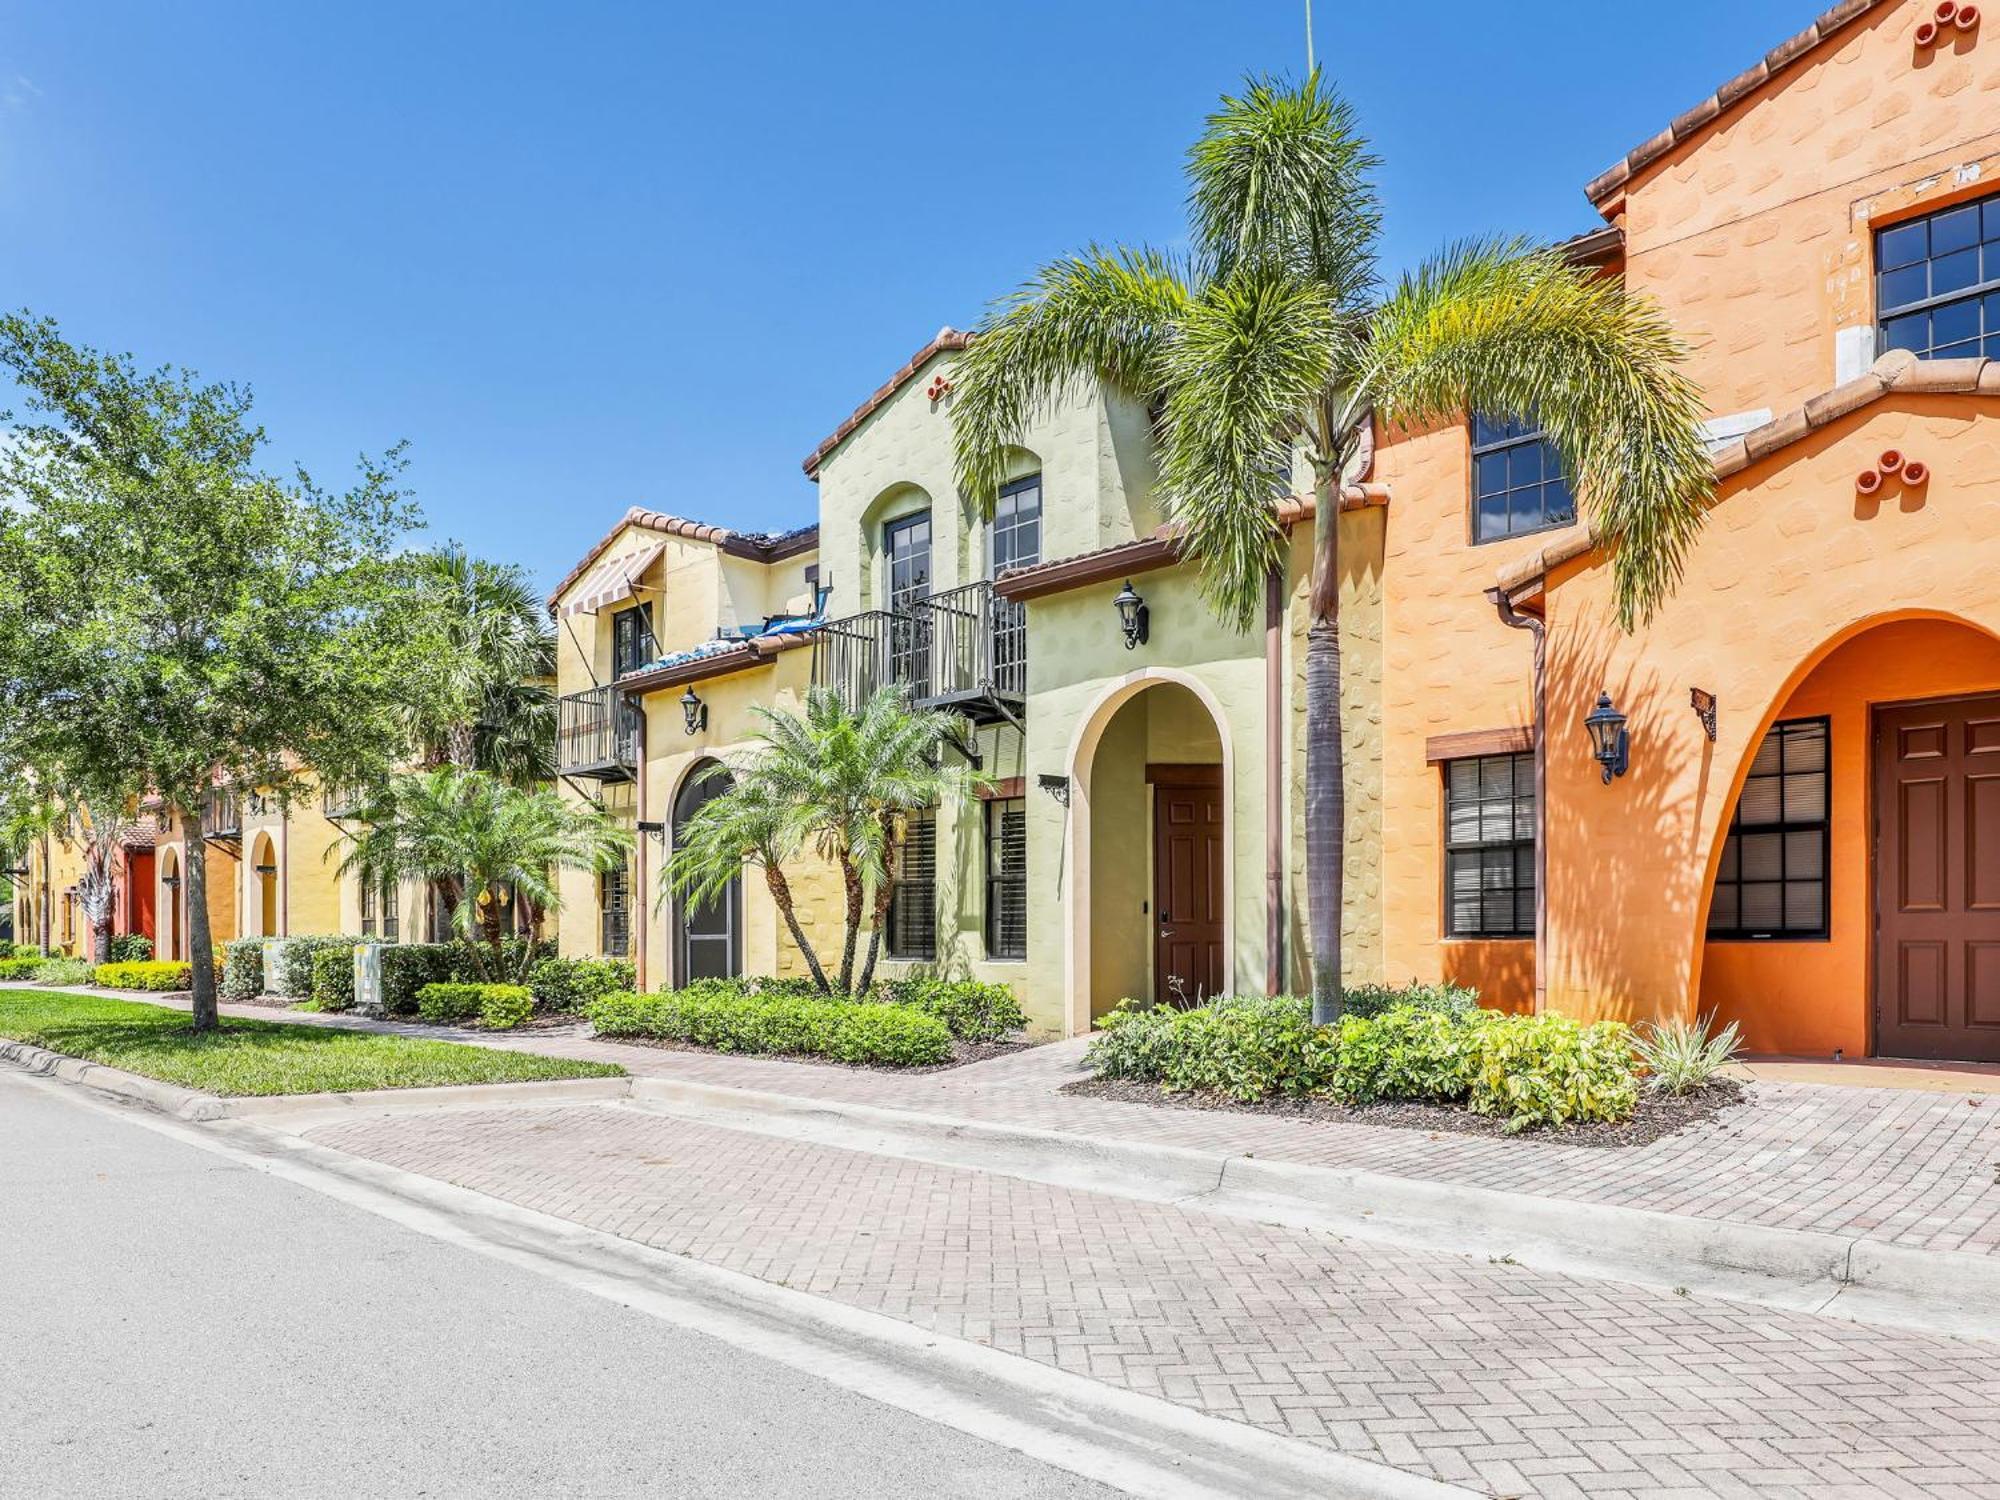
[2,0,1808,591]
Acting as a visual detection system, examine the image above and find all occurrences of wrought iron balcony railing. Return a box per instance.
[202,787,242,842]
[557,685,643,781]
[811,581,1025,724]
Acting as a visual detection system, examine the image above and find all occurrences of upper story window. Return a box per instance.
[611,603,655,679]
[883,512,932,611]
[1470,416,1574,545]
[990,475,1042,576]
[1707,717,1828,941]
[1878,193,2000,361]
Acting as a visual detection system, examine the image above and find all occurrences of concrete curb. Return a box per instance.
[623,1075,2000,1341]
[0,1039,231,1120]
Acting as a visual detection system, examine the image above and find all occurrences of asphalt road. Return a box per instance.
[0,1068,1119,1499]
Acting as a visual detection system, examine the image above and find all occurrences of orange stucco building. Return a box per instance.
[1371,0,2000,1063]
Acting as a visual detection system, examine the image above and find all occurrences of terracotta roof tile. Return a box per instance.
[546,508,818,615]
[800,327,974,479]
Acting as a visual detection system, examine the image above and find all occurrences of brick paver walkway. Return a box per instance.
[308,1102,2000,1500]
[72,989,2000,1257]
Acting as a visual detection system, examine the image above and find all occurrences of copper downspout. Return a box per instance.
[1488,587,1547,1012]
[1264,564,1286,994]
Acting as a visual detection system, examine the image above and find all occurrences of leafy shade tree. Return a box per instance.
[0,313,416,1027]
[951,75,1713,1022]
[667,687,978,995]
[397,544,557,786]
[338,766,630,982]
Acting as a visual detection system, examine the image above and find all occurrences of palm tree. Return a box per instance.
[951,75,1713,1022]
[400,545,556,784]
[667,686,977,995]
[338,766,629,982]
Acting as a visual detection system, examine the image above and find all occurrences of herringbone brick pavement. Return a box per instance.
[308,1103,2000,1499]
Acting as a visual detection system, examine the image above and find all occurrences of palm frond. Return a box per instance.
[1360,239,1713,625]
[952,246,1194,514]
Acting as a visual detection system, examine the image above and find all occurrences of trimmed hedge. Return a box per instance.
[222,938,265,1002]
[108,934,154,964]
[269,935,375,999]
[528,956,636,1013]
[415,982,533,1030]
[872,976,1026,1042]
[1087,995,1640,1131]
[586,988,952,1067]
[0,957,44,982]
[311,946,357,1012]
[94,960,220,992]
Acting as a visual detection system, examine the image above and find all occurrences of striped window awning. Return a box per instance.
[559,542,667,618]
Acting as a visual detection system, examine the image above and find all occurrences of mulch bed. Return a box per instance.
[592,1034,1037,1075]
[1062,1076,1748,1148]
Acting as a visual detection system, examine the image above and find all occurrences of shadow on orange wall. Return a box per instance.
[1442,940,1534,1015]
[1700,618,2000,1058]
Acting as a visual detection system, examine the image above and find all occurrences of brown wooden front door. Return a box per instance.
[1874,693,2000,1063]
[1152,769,1225,1006]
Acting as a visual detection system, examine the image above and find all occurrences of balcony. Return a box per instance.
[558,685,643,781]
[202,787,242,844]
[812,581,1026,727]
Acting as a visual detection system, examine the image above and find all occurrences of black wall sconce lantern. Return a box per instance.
[1584,692,1630,784]
[680,686,708,737]
[254,863,278,877]
[1112,581,1149,650]
[161,873,182,890]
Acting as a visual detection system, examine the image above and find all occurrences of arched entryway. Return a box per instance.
[158,847,182,961]
[1064,671,1233,1035]
[250,832,279,938]
[671,759,742,984]
[1698,614,2000,1062]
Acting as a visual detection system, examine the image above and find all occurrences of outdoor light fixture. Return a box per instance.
[1112,580,1149,650]
[254,863,277,876]
[1037,773,1071,807]
[161,874,182,889]
[680,686,708,736]
[636,820,667,845]
[1584,692,1630,784]
[1690,687,1718,742]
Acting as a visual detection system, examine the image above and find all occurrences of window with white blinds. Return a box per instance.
[1444,752,1536,939]
[984,798,1026,960]
[887,807,937,961]
[1707,717,1829,940]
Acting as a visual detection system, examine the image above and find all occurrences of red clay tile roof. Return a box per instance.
[1584,0,1888,210]
[1492,350,2000,597]
[546,507,818,616]
[800,327,974,479]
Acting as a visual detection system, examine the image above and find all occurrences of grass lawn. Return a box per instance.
[0,989,624,1097]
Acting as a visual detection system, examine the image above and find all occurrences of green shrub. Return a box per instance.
[267,935,372,999]
[528,956,636,1012]
[1085,1004,1180,1082]
[94,960,217,992]
[108,933,154,964]
[379,944,466,1015]
[33,957,93,986]
[479,986,534,1030]
[222,938,265,1002]
[415,982,485,1023]
[1340,981,1480,1020]
[1329,1007,1493,1105]
[1634,1012,1743,1095]
[1467,1014,1639,1131]
[311,947,356,1012]
[750,975,826,1001]
[0,957,44,982]
[585,988,950,1067]
[872,976,1026,1041]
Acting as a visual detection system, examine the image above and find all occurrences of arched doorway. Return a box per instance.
[250,832,279,937]
[671,760,742,984]
[1065,673,1233,1033]
[1698,615,2000,1062]
[158,847,182,961]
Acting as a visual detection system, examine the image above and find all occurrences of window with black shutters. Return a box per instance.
[600,864,631,957]
[1470,415,1574,544]
[1877,191,2000,361]
[984,798,1027,960]
[611,604,656,679]
[1707,717,1829,940]
[886,807,937,961]
[1443,752,1536,938]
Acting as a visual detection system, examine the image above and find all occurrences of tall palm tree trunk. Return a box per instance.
[856,815,899,995]
[835,855,864,995]
[765,865,831,993]
[184,804,218,1032]
[1305,480,1345,1025]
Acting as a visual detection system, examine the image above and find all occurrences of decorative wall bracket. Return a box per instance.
[1037,773,1071,807]
[925,374,953,404]
[1690,687,1718,742]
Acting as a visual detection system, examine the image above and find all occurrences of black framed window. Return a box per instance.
[600,863,631,958]
[611,603,655,679]
[1878,192,2000,361]
[984,798,1027,960]
[1471,416,1574,545]
[380,881,399,943]
[886,807,937,961]
[359,880,376,938]
[990,475,1042,575]
[1707,717,1829,940]
[1444,752,1535,938]
[883,512,932,610]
